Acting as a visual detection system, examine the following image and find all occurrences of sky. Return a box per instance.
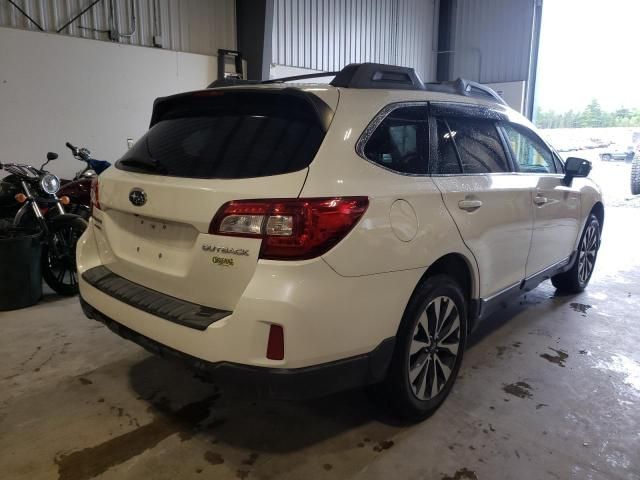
[535,0,640,112]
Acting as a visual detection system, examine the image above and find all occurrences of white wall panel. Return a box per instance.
[0,0,235,56]
[0,26,217,179]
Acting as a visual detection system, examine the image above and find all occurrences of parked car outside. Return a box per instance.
[600,144,635,162]
[77,63,604,421]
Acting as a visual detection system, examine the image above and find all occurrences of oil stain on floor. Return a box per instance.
[54,395,218,480]
[569,302,593,315]
[502,381,533,399]
[441,467,479,480]
[540,348,569,367]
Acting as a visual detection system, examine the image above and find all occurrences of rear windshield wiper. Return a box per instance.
[117,157,167,174]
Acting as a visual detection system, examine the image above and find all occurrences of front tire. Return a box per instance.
[377,274,467,422]
[601,154,611,161]
[42,217,87,295]
[551,214,600,293]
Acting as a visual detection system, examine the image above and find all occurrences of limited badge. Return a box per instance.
[212,256,234,267]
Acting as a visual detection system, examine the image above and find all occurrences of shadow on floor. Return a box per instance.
[126,354,405,454]
[466,285,577,349]
[116,283,584,456]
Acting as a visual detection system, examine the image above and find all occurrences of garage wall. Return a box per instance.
[448,0,536,84]
[270,0,438,81]
[0,26,217,179]
[0,0,236,56]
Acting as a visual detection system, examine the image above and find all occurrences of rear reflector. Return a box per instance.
[209,197,368,260]
[266,324,284,360]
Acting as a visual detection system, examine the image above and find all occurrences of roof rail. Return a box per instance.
[425,78,507,106]
[262,71,340,83]
[330,63,425,90]
[206,63,507,107]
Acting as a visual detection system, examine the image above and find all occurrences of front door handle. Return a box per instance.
[458,199,483,212]
[534,196,548,206]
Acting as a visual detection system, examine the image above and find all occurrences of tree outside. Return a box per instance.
[535,99,640,129]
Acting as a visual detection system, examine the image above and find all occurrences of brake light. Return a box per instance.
[209,197,369,260]
[90,178,101,214]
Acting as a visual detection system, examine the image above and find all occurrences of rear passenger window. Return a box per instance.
[503,124,557,174]
[433,119,462,174]
[363,106,428,174]
[441,117,509,173]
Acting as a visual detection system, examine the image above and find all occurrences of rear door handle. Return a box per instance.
[458,199,483,212]
[534,196,548,205]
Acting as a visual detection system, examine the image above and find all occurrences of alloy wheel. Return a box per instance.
[578,223,598,285]
[407,296,461,400]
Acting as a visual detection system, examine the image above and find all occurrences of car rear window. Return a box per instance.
[116,91,328,179]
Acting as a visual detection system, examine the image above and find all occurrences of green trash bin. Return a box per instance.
[0,226,42,310]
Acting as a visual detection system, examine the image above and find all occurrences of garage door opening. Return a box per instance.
[534,0,640,203]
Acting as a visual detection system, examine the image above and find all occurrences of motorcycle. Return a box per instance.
[58,142,111,220]
[0,153,87,295]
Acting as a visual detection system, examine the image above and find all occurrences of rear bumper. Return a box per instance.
[77,219,422,369]
[80,296,394,400]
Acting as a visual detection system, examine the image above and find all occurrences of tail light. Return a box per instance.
[209,197,369,260]
[90,178,101,215]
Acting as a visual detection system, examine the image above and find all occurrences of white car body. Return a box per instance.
[77,64,603,403]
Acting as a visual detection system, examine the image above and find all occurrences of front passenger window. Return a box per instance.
[503,124,557,174]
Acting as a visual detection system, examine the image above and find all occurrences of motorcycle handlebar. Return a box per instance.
[66,141,92,161]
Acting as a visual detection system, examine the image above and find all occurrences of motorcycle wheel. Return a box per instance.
[65,204,91,221]
[42,217,87,296]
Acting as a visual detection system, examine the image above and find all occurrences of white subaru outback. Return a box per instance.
[77,63,603,420]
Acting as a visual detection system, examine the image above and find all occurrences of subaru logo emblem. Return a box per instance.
[129,188,146,207]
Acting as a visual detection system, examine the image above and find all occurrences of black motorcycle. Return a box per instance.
[0,153,87,295]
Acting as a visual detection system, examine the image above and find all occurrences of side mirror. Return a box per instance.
[563,157,591,186]
[47,152,58,161]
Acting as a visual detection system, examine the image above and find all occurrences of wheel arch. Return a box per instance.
[590,201,604,231]
[405,252,479,333]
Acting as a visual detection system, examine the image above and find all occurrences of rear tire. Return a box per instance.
[551,214,600,294]
[375,274,467,422]
[42,217,87,295]
[601,154,611,161]
[631,156,640,195]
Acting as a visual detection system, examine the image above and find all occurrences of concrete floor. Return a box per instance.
[2,204,640,479]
